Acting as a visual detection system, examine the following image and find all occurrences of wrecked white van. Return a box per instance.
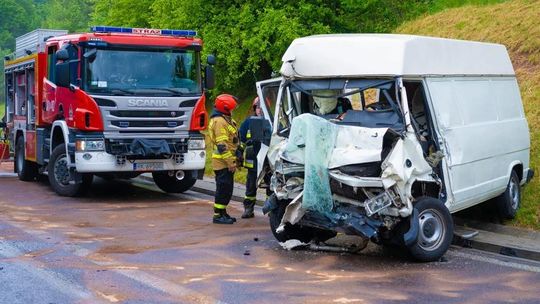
[252,34,533,262]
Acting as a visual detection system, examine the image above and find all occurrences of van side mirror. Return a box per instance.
[55,62,70,88]
[205,65,215,89]
[56,49,69,61]
[207,54,216,65]
[249,117,272,146]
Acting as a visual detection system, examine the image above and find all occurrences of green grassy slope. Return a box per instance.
[396,0,540,229]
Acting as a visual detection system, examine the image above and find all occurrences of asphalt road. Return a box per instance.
[1,175,539,304]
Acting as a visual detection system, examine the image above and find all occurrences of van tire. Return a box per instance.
[269,200,313,243]
[15,136,38,181]
[407,197,453,262]
[268,200,336,244]
[152,171,196,193]
[496,171,521,220]
[48,144,92,197]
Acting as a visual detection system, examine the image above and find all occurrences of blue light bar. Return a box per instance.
[90,26,197,37]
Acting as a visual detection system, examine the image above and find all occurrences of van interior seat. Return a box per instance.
[411,88,428,136]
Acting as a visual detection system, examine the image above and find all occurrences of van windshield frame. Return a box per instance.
[280,78,405,131]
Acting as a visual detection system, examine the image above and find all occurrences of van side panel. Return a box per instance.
[425,77,529,211]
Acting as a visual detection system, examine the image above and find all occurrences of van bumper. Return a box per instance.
[526,168,534,184]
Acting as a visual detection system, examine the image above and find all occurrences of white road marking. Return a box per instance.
[115,269,227,304]
[1,219,229,304]
[0,240,101,302]
[448,249,540,273]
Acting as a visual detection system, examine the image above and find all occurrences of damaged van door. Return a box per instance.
[254,76,454,262]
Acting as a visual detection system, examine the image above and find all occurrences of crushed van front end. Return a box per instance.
[265,113,436,244]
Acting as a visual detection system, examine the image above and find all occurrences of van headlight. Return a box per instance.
[76,139,105,151]
[188,139,205,150]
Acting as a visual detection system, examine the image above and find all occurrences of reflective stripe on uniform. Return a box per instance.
[227,125,236,133]
[214,203,227,209]
[246,130,251,139]
[212,151,234,159]
[216,135,228,142]
[245,196,256,200]
[243,159,254,168]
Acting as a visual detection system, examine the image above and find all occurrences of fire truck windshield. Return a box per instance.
[83,47,201,96]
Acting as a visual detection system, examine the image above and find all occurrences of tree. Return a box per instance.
[41,0,94,32]
[91,0,154,28]
[0,0,38,50]
[149,0,346,94]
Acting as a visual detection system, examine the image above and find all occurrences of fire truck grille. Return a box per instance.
[105,138,189,157]
[110,110,184,118]
[98,99,193,138]
[111,121,183,128]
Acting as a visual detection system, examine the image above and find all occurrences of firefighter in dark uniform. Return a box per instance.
[238,97,264,218]
[208,94,240,224]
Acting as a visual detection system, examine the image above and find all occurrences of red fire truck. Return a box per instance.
[1,26,214,196]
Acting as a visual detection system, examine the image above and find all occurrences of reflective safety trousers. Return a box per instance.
[242,129,256,169]
[208,115,240,171]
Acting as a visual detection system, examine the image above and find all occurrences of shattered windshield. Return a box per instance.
[283,78,404,131]
[83,46,201,96]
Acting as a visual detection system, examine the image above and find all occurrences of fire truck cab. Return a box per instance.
[3,27,214,196]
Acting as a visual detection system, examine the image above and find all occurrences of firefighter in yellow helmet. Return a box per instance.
[208,94,240,224]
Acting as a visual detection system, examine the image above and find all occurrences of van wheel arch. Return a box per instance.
[511,164,523,184]
[411,181,441,200]
[496,170,521,220]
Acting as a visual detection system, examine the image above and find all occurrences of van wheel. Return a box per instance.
[48,144,92,197]
[496,171,521,219]
[407,197,453,262]
[152,171,196,193]
[269,200,335,244]
[15,136,38,181]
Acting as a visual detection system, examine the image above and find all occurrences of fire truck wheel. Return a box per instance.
[48,144,93,197]
[15,136,38,181]
[152,171,197,193]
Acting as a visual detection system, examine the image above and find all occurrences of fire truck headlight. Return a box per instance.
[76,140,105,152]
[188,139,205,150]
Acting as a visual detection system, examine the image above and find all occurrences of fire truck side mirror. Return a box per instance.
[56,49,69,61]
[55,62,71,88]
[205,65,215,90]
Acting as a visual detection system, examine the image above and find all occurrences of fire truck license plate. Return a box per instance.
[133,162,164,171]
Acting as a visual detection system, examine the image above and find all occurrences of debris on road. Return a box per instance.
[279,239,308,250]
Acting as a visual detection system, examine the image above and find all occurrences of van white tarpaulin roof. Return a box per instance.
[280,34,515,78]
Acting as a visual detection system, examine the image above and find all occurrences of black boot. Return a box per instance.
[213,208,234,224]
[241,199,255,218]
[224,212,237,222]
